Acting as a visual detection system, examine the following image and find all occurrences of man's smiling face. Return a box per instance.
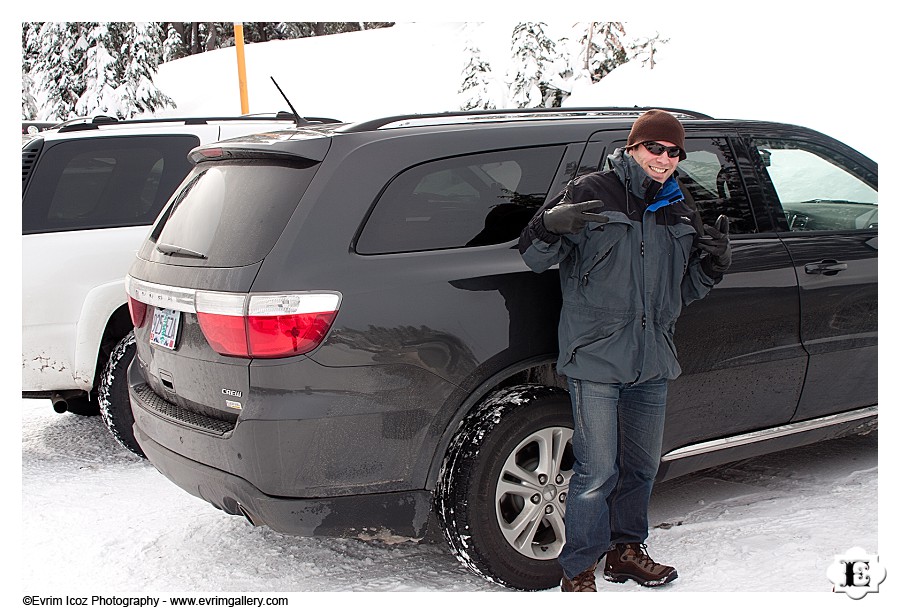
[630,141,680,183]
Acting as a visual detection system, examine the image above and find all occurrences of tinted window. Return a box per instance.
[674,137,756,234]
[357,146,566,254]
[751,139,877,232]
[22,135,198,234]
[146,159,320,268]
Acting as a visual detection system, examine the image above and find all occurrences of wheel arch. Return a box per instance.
[424,355,567,491]
[72,279,132,391]
[95,304,133,384]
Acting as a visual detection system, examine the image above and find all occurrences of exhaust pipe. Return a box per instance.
[50,393,69,413]
[236,502,258,527]
[49,391,84,414]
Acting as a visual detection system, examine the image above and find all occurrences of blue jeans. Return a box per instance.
[559,378,668,579]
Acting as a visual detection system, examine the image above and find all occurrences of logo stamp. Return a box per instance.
[827,547,886,599]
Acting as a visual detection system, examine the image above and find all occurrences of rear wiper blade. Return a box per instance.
[156,243,207,259]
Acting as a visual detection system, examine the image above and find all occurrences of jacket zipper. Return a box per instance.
[641,239,646,329]
[581,247,614,286]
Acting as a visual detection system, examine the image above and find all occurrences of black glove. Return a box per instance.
[697,214,731,273]
[542,200,609,236]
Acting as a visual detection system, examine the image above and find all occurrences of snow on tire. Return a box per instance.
[98,331,144,457]
[436,384,574,591]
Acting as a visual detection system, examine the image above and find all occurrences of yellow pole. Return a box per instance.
[234,23,249,114]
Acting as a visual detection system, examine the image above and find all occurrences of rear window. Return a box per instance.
[22,135,198,234]
[356,146,566,254]
[146,159,320,267]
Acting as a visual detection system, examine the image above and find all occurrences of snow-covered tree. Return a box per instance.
[577,22,629,83]
[161,22,396,57]
[73,23,117,117]
[111,23,175,117]
[506,22,565,108]
[76,22,176,119]
[33,22,92,121]
[22,68,39,120]
[162,22,187,61]
[457,21,669,110]
[25,22,175,121]
[22,22,41,119]
[459,25,498,111]
[630,31,669,69]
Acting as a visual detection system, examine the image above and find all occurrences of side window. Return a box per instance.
[576,141,608,178]
[356,146,566,254]
[678,137,756,234]
[22,135,199,234]
[751,139,877,232]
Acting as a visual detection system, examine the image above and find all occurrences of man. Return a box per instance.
[518,109,731,592]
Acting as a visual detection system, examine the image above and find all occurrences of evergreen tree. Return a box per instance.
[74,23,117,117]
[459,25,497,111]
[163,22,217,57]
[25,22,175,121]
[161,22,396,57]
[242,22,288,44]
[22,68,39,120]
[629,31,669,69]
[507,23,565,108]
[577,23,668,78]
[578,22,629,83]
[73,22,175,119]
[162,22,186,62]
[460,46,496,110]
[35,22,92,121]
[22,22,41,119]
[113,23,176,117]
[458,22,670,111]
[24,21,395,120]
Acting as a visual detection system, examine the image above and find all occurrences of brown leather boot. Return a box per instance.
[603,543,677,587]
[561,563,598,592]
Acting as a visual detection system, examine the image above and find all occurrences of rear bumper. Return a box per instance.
[134,426,433,538]
[127,353,450,538]
[127,338,459,497]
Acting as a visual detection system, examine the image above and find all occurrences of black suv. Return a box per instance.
[124,107,877,590]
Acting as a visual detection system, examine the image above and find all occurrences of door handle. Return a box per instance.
[804,260,848,275]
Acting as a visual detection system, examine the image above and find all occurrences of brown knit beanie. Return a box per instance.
[626,109,686,160]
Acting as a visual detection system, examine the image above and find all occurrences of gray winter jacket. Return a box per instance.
[518,149,718,384]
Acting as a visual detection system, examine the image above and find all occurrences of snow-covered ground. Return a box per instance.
[17,14,889,605]
[22,397,877,600]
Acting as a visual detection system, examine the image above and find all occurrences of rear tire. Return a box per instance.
[436,384,574,590]
[98,331,144,457]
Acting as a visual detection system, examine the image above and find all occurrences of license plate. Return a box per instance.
[149,307,181,350]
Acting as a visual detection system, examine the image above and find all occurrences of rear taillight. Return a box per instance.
[194,292,247,356]
[127,295,148,328]
[124,277,148,327]
[126,276,341,359]
[196,291,341,358]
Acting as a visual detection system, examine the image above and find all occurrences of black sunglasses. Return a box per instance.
[642,141,684,159]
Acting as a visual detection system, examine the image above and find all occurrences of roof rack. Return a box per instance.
[339,106,712,133]
[55,113,341,133]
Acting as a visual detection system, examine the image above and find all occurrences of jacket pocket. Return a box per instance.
[578,222,630,286]
[666,223,696,274]
[558,305,635,369]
